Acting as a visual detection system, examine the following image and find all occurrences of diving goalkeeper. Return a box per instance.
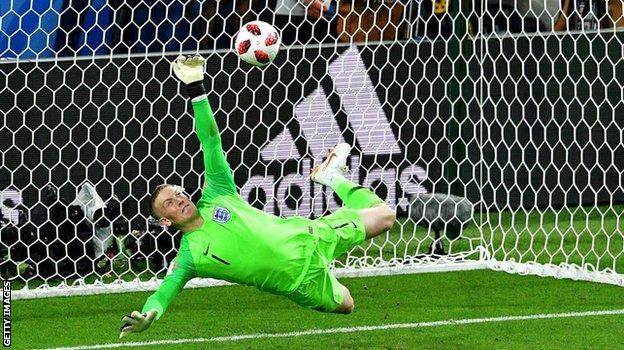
[119,55,396,338]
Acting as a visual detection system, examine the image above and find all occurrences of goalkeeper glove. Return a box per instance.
[119,310,158,338]
[172,55,206,99]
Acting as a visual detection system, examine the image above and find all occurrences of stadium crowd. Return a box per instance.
[13,0,624,59]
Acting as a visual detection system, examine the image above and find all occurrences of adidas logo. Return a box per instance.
[241,47,427,216]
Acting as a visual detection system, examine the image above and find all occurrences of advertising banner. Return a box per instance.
[2,35,623,223]
[1,42,447,220]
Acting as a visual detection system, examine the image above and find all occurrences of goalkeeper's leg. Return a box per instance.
[311,143,395,239]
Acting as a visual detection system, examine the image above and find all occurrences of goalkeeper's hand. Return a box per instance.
[171,55,205,85]
[119,310,157,338]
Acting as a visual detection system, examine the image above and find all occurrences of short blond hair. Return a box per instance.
[149,184,171,220]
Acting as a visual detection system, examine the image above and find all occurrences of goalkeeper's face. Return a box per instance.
[152,185,198,227]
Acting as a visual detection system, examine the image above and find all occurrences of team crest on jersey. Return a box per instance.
[212,207,231,223]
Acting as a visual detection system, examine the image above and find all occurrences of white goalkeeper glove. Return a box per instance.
[119,310,158,338]
[171,55,205,85]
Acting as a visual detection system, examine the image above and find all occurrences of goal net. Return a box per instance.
[1,1,623,299]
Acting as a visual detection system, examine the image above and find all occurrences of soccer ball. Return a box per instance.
[234,21,281,67]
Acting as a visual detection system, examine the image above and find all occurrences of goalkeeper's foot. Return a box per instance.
[310,143,351,186]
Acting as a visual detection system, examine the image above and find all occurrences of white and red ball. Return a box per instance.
[234,21,280,67]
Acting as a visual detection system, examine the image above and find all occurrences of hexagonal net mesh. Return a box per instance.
[0,1,623,299]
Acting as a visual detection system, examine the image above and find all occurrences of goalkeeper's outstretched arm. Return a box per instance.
[173,55,237,198]
[119,252,196,338]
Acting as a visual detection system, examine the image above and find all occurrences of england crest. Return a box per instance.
[212,207,231,223]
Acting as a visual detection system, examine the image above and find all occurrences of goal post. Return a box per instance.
[1,2,623,300]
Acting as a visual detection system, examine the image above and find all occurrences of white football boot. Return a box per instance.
[310,143,351,186]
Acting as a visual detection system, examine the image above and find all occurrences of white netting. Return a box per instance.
[1,1,623,299]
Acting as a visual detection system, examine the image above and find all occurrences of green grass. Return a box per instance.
[349,205,624,273]
[13,270,624,349]
[13,205,624,291]
[10,205,624,349]
[480,205,624,271]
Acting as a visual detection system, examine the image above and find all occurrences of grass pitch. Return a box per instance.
[360,205,624,274]
[11,205,624,349]
[14,269,624,350]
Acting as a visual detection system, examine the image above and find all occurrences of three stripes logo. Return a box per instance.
[241,47,427,216]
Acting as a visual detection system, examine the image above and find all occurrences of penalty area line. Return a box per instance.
[38,308,624,350]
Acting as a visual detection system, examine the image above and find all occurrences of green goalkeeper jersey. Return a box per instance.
[142,96,318,319]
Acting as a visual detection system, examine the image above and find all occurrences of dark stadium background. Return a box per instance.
[2,34,623,227]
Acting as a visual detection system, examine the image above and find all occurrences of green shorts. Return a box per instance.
[286,207,367,312]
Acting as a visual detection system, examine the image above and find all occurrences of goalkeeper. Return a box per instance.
[119,55,396,338]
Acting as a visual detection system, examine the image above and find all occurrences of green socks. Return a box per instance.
[330,175,385,209]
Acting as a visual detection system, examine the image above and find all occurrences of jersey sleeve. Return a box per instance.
[141,243,196,320]
[192,96,237,200]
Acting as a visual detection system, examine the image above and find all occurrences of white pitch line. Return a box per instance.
[36,308,624,350]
